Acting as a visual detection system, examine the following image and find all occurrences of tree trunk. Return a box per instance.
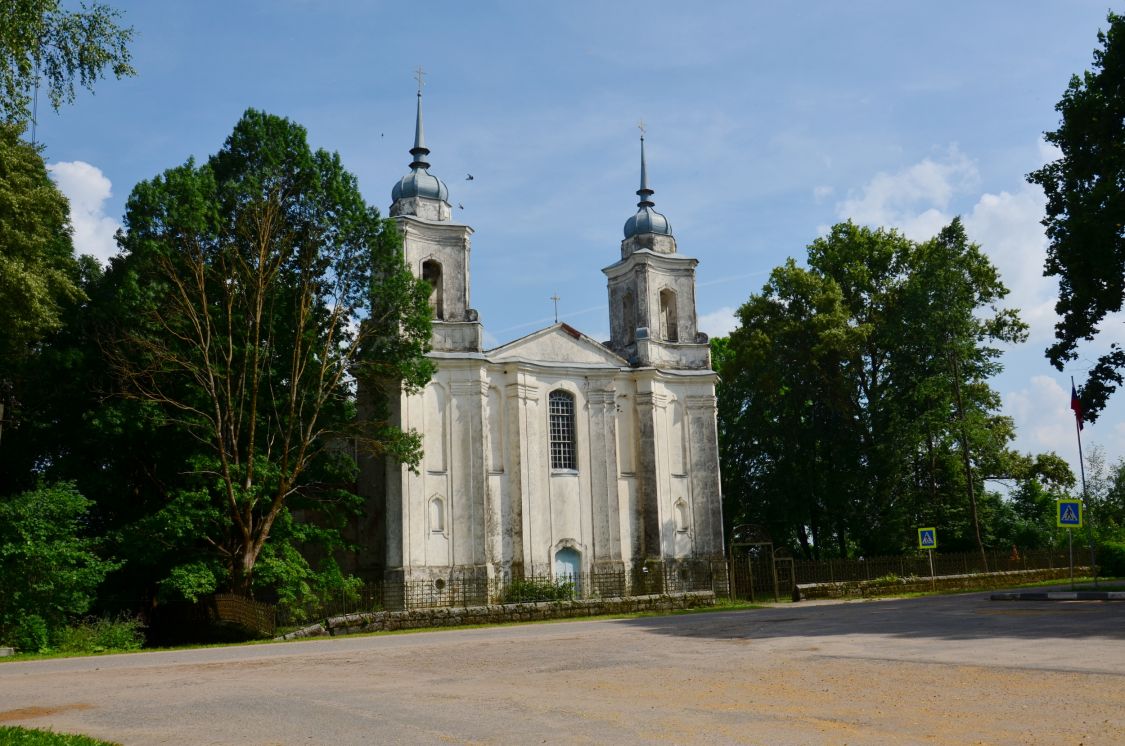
[950,353,988,572]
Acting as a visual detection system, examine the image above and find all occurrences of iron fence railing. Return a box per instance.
[272,548,1082,628]
[788,548,1074,586]
[276,561,728,627]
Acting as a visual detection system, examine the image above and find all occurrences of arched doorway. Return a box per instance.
[554,547,582,594]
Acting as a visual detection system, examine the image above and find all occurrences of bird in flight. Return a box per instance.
[466,174,474,181]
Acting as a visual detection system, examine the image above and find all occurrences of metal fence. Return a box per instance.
[276,561,728,627]
[789,548,1073,586]
[273,548,1079,627]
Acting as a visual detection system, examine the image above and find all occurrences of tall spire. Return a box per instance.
[410,66,430,169]
[636,128,655,208]
[623,120,672,239]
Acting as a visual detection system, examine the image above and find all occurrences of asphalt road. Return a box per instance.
[1,591,1123,744]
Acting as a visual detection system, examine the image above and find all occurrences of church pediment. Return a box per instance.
[488,323,627,367]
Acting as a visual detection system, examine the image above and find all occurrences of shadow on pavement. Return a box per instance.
[615,591,1125,643]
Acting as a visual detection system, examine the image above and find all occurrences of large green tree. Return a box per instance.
[719,221,1032,557]
[0,0,134,125]
[1028,12,1125,420]
[0,122,83,452]
[107,109,433,599]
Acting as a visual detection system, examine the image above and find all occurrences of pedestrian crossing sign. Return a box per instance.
[1056,499,1083,528]
[918,527,937,550]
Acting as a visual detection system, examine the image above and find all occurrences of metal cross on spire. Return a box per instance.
[637,118,646,139]
[414,65,426,94]
[550,293,561,323]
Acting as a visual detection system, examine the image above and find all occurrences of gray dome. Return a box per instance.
[624,205,672,238]
[391,89,450,206]
[392,168,449,203]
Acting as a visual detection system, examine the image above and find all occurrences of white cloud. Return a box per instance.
[835,145,979,241]
[1004,375,1076,460]
[962,185,1056,343]
[1037,139,1062,166]
[698,306,738,338]
[813,185,834,202]
[47,160,121,265]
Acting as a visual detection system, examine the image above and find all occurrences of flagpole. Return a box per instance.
[1072,376,1097,586]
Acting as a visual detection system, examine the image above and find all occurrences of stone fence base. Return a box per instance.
[277,591,715,640]
[797,567,1088,600]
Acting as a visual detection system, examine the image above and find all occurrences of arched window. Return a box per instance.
[660,288,678,342]
[622,290,636,345]
[429,496,445,533]
[422,259,444,320]
[548,390,577,470]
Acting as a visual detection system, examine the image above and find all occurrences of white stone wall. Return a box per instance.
[380,334,724,586]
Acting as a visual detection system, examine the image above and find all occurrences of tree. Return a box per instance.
[108,109,433,598]
[1028,12,1125,420]
[719,221,1030,557]
[0,122,83,451]
[0,0,134,125]
[0,482,118,649]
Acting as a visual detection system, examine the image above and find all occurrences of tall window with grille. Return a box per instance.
[548,390,577,470]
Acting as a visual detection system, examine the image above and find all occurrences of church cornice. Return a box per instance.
[602,248,697,279]
[395,214,474,235]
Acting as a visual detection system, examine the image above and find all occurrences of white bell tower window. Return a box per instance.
[660,288,678,342]
[422,259,444,320]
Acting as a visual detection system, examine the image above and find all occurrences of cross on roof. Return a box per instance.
[637,118,646,138]
[414,66,426,93]
[550,293,560,323]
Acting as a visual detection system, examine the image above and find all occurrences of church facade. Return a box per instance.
[357,91,725,594]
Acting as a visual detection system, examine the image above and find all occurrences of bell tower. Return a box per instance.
[389,69,481,352]
[604,128,709,369]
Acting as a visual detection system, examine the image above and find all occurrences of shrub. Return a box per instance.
[1099,541,1125,577]
[13,615,50,653]
[502,578,576,603]
[0,483,119,647]
[52,616,145,654]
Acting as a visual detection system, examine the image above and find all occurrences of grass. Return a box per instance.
[0,726,118,745]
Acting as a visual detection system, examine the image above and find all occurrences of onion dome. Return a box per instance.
[623,134,672,238]
[391,90,449,203]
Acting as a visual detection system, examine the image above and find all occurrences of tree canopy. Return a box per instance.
[1028,12,1125,420]
[716,220,1061,558]
[0,0,134,125]
[104,109,433,599]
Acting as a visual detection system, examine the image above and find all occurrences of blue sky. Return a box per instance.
[37,0,1125,480]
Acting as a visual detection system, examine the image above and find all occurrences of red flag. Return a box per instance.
[1071,384,1084,431]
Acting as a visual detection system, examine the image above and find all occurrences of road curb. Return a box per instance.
[990,591,1125,601]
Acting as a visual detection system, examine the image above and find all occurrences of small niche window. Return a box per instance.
[429,496,445,533]
[674,499,689,533]
[422,259,444,320]
[548,390,577,470]
[622,290,636,345]
[660,288,678,342]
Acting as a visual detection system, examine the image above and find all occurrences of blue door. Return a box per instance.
[554,548,581,594]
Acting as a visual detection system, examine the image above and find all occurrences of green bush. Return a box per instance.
[0,483,119,647]
[52,616,145,654]
[1099,541,1125,577]
[502,578,576,603]
[13,614,50,653]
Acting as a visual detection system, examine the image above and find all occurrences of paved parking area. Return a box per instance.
[1,590,1123,744]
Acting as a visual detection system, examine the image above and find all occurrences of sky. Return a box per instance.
[34,0,1125,480]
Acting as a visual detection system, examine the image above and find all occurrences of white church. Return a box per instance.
[357,89,725,595]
